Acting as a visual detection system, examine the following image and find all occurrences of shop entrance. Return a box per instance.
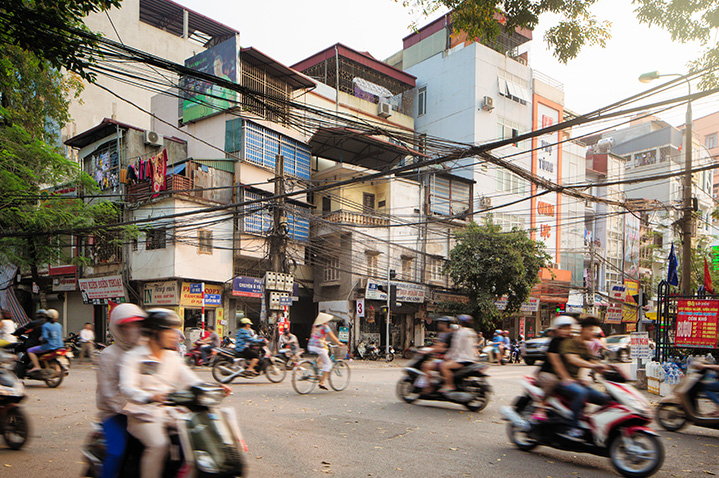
[183,308,215,329]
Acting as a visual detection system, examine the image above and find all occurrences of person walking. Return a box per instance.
[307,313,342,390]
[79,322,96,362]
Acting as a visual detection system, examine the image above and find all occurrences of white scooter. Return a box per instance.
[501,366,664,478]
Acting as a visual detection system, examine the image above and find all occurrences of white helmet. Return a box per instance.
[551,315,577,330]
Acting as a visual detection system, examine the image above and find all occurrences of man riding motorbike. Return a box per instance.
[279,328,300,363]
[96,303,147,478]
[439,314,478,392]
[491,329,506,364]
[418,317,454,392]
[235,318,266,375]
[27,309,62,374]
[556,315,611,440]
[693,361,719,416]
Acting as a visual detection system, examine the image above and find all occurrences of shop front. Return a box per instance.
[143,280,224,337]
[77,274,127,341]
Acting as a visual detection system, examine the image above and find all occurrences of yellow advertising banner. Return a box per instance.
[216,308,224,337]
[180,282,222,307]
[622,280,639,323]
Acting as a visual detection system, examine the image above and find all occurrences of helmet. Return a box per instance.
[45,309,59,320]
[36,309,48,318]
[144,309,181,331]
[551,315,577,330]
[241,318,253,325]
[111,303,147,326]
[435,316,454,323]
[457,314,473,324]
[494,329,502,334]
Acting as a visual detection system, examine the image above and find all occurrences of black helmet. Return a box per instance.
[143,308,181,331]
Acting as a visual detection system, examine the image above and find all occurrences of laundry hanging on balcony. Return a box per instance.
[149,149,168,198]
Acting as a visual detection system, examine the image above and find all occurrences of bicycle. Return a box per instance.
[291,344,351,394]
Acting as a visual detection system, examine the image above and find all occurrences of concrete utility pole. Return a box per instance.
[270,155,286,274]
[681,97,693,295]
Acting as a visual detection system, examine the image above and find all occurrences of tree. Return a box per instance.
[0,48,130,307]
[403,1,719,78]
[0,0,121,81]
[444,219,551,330]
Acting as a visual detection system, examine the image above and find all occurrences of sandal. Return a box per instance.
[318,384,328,390]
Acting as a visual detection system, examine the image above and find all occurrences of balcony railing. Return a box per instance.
[322,209,389,226]
[126,175,194,203]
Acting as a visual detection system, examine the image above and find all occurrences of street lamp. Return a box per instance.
[639,71,693,295]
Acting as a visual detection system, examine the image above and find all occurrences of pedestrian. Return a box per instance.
[79,322,96,362]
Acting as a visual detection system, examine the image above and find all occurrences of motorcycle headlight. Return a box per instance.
[197,389,225,407]
[195,450,219,473]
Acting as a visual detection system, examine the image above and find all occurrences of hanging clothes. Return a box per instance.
[150,149,168,198]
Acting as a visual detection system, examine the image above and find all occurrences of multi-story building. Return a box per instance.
[690,111,719,199]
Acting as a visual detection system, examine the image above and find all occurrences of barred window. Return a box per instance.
[198,230,213,254]
[146,228,166,250]
[430,175,471,217]
[324,256,340,282]
[244,121,311,179]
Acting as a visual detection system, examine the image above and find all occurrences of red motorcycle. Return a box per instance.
[184,341,215,367]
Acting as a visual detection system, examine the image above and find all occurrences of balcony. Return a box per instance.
[126,175,194,203]
[323,209,389,227]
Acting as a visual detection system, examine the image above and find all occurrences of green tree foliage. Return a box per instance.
[0,0,121,81]
[444,220,551,329]
[402,0,719,72]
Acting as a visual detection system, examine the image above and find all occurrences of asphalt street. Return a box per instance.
[1,360,718,478]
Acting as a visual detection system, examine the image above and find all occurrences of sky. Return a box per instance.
[175,0,717,127]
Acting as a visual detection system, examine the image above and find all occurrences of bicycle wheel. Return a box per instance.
[265,358,287,383]
[292,361,318,394]
[329,360,351,391]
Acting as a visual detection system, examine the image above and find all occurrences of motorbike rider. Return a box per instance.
[693,361,719,416]
[439,314,478,392]
[197,325,220,364]
[476,331,486,350]
[235,318,265,375]
[279,328,300,362]
[96,303,147,478]
[27,308,62,374]
[535,315,576,415]
[556,315,611,440]
[491,329,505,363]
[418,316,454,392]
[0,309,17,347]
[120,309,229,478]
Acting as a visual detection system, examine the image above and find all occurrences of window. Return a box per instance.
[363,193,375,213]
[324,256,340,283]
[634,149,656,167]
[418,86,427,116]
[244,122,311,179]
[322,196,332,214]
[82,142,119,191]
[706,133,718,149]
[430,175,471,217]
[198,230,213,254]
[491,213,525,232]
[366,252,379,278]
[497,117,527,148]
[146,228,167,250]
[497,77,530,105]
[243,190,309,242]
[429,257,444,283]
[496,169,527,195]
[401,256,414,281]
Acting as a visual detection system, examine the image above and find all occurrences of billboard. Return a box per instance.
[676,299,719,348]
[182,35,239,124]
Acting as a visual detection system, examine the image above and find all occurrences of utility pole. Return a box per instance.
[681,97,693,295]
[270,154,286,274]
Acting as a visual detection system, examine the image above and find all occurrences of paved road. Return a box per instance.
[1,361,717,477]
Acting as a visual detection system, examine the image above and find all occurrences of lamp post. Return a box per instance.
[639,71,693,295]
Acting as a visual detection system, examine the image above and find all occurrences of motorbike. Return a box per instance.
[276,346,303,370]
[0,350,30,450]
[396,350,491,412]
[501,365,664,478]
[82,382,247,478]
[184,341,216,368]
[211,344,286,384]
[385,346,395,362]
[5,339,69,388]
[655,363,719,433]
[64,332,105,361]
[509,342,523,364]
[479,343,508,365]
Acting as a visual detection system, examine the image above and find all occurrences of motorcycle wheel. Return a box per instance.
[292,361,317,395]
[396,377,419,403]
[264,358,287,383]
[184,356,196,368]
[609,430,664,478]
[385,352,394,362]
[524,358,535,366]
[507,395,538,451]
[211,358,236,384]
[45,360,64,388]
[462,377,489,412]
[655,402,688,432]
[3,407,30,450]
[329,360,351,391]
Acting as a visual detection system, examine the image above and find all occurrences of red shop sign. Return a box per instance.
[676,300,719,348]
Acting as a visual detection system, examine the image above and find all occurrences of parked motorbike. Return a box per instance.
[211,344,286,384]
[396,350,491,412]
[64,332,105,361]
[82,382,247,478]
[0,350,30,450]
[385,346,395,363]
[5,339,69,388]
[509,342,523,364]
[501,365,664,478]
[655,362,719,433]
[354,340,380,360]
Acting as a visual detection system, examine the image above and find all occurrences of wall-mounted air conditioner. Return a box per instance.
[482,96,495,111]
[144,130,163,147]
[378,101,392,118]
[479,196,492,209]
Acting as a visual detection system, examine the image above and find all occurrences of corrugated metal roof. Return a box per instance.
[191,159,236,174]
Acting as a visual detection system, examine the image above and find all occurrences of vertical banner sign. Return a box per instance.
[606,284,626,324]
[676,300,719,348]
[630,332,651,359]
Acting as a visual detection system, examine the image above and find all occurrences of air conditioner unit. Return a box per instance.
[378,101,392,118]
[144,130,163,147]
[482,95,494,111]
[479,196,492,209]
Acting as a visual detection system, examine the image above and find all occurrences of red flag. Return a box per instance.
[705,258,714,294]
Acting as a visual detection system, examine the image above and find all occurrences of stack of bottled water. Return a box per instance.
[662,361,684,385]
